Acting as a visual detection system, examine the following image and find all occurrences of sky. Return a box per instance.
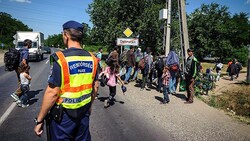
[0,0,250,39]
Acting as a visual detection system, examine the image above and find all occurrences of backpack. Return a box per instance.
[236,62,242,71]
[95,52,100,57]
[155,57,164,71]
[216,63,223,69]
[105,52,113,66]
[170,64,179,72]
[138,58,145,69]
[99,73,108,87]
[4,48,20,71]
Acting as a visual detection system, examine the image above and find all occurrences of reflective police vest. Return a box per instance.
[55,51,97,109]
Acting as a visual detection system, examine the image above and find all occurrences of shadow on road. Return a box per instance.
[155,96,163,102]
[28,89,43,98]
[28,89,43,105]
[173,93,187,101]
[97,96,125,108]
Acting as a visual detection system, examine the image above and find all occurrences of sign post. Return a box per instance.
[118,28,139,54]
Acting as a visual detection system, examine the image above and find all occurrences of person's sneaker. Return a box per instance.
[16,100,21,106]
[17,101,22,107]
[104,99,109,108]
[10,93,19,101]
[145,86,151,91]
[21,104,29,108]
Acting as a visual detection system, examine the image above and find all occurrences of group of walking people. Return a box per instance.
[98,45,200,105]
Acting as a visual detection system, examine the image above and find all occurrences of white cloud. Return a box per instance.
[10,0,32,3]
[246,0,250,4]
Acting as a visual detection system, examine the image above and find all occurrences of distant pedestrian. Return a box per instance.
[235,60,242,78]
[161,66,171,104]
[131,47,142,81]
[141,47,153,90]
[16,64,31,108]
[227,59,237,81]
[184,48,199,104]
[106,46,119,66]
[213,60,223,81]
[124,46,136,84]
[154,50,166,92]
[104,62,124,108]
[166,50,180,95]
[95,47,103,68]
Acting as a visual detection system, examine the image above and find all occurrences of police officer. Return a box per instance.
[34,20,98,140]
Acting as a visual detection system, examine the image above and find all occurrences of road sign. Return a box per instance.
[117,38,139,46]
[123,28,133,37]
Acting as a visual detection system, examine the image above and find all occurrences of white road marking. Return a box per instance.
[0,102,16,126]
[46,60,49,64]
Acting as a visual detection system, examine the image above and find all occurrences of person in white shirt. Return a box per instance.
[16,64,32,108]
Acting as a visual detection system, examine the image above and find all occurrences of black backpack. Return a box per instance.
[155,57,164,71]
[4,48,21,71]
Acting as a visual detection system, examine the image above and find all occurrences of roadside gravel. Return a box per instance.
[117,79,250,141]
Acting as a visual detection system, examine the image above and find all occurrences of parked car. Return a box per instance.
[42,46,51,54]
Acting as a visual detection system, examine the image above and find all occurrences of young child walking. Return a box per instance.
[16,65,31,108]
[104,62,124,108]
[161,66,171,104]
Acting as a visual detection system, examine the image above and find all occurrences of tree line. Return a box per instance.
[1,1,249,65]
[0,12,32,48]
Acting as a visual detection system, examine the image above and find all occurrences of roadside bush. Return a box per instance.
[212,85,250,118]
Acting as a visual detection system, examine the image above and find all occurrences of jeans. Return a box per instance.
[20,84,29,105]
[125,66,133,82]
[169,71,176,93]
[141,64,149,88]
[157,71,163,91]
[162,85,170,102]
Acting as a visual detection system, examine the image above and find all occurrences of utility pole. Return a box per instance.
[165,0,172,56]
[247,45,250,84]
[178,0,190,71]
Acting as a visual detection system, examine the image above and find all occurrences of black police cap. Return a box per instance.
[63,20,83,32]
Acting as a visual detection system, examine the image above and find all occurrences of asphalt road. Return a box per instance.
[0,48,249,141]
[0,49,171,141]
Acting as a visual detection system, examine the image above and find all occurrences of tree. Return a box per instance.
[0,12,32,48]
[88,0,172,54]
[45,34,64,48]
[188,3,250,65]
